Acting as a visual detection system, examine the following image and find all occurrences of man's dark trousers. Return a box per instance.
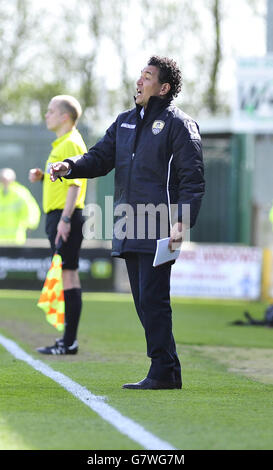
[125,252,181,385]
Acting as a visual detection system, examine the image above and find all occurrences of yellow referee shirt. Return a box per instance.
[43,129,87,213]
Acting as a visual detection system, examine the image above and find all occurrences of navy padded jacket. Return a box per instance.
[65,96,205,257]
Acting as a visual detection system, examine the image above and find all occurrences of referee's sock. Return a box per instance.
[63,288,82,347]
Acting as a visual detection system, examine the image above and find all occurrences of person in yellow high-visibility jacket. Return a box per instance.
[29,95,87,356]
[269,205,273,226]
[0,168,40,245]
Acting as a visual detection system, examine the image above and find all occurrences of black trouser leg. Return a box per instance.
[125,253,181,383]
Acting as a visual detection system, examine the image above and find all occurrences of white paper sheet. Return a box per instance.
[153,237,181,267]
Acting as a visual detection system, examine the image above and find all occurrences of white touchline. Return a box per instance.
[0,333,176,451]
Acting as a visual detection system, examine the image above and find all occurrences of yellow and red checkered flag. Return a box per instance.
[37,251,65,332]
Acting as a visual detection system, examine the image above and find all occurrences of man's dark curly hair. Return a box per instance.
[148,55,182,100]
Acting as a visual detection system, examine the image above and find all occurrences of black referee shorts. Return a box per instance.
[45,209,84,270]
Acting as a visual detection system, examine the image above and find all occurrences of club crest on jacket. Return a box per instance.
[152,120,165,135]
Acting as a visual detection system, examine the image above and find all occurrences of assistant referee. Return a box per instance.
[29,95,87,355]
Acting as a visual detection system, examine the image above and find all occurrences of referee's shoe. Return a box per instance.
[36,339,78,355]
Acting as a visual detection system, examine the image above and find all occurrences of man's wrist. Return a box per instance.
[61,215,71,223]
[63,160,72,176]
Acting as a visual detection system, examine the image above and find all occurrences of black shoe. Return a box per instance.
[36,340,78,355]
[55,337,64,345]
[122,377,181,390]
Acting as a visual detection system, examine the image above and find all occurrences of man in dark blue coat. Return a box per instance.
[50,56,205,390]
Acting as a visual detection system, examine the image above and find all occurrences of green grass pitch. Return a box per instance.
[0,290,273,450]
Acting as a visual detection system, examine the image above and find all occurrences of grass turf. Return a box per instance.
[0,290,273,450]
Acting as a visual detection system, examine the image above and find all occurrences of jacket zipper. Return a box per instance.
[125,116,144,204]
[120,115,144,250]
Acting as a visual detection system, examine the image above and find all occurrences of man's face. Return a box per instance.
[135,65,163,109]
[45,99,65,132]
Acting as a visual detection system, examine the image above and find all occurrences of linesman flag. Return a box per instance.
[37,248,64,332]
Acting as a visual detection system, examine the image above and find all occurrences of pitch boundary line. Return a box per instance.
[0,333,176,451]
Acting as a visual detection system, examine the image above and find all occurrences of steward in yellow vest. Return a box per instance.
[0,168,40,245]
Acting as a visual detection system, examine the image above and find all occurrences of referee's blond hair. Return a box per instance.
[53,95,82,124]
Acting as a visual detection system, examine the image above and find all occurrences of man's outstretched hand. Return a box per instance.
[50,162,71,181]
